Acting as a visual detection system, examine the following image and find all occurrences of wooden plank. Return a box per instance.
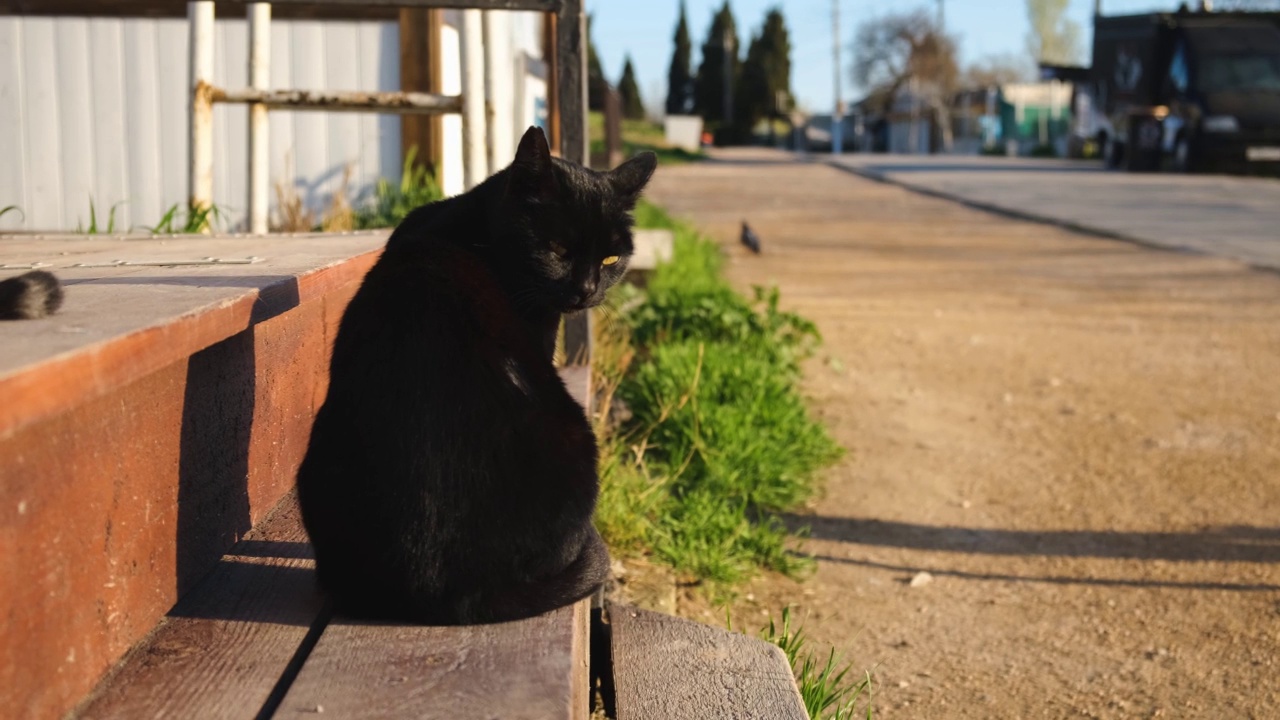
[0,232,387,441]
[276,598,591,719]
[73,495,327,720]
[0,256,374,719]
[0,1,565,18]
[606,602,808,720]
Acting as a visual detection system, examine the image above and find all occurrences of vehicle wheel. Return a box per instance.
[1173,136,1193,173]
[1103,137,1124,169]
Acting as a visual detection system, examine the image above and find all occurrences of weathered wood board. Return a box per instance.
[607,601,808,720]
[276,598,591,720]
[74,495,324,720]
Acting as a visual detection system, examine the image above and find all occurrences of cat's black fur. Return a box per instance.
[297,127,656,625]
[0,270,64,320]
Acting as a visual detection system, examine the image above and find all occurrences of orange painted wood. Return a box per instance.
[0,236,383,720]
[0,233,387,441]
[74,495,324,720]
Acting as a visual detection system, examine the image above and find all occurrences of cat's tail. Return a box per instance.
[0,270,64,320]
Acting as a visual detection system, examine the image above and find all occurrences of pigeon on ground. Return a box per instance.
[740,221,762,254]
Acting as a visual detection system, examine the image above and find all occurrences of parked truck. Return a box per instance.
[1087,9,1280,173]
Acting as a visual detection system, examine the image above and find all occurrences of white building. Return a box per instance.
[0,6,550,232]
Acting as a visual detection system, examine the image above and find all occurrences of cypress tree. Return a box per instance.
[736,7,793,134]
[693,1,739,128]
[618,56,646,120]
[665,1,694,116]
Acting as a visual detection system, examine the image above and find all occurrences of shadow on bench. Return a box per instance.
[75,494,805,720]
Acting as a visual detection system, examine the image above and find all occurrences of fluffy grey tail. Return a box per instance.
[0,270,64,320]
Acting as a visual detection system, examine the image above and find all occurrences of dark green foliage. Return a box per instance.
[596,201,842,587]
[737,8,794,136]
[666,1,695,116]
[693,2,740,129]
[618,56,646,121]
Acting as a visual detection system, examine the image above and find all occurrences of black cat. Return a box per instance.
[297,127,656,625]
[0,270,63,320]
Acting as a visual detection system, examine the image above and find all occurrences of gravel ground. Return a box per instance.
[642,149,1280,719]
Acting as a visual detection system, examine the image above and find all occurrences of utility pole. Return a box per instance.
[832,0,843,154]
[937,0,944,30]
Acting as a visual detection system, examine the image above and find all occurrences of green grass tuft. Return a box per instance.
[595,200,841,590]
[760,607,875,720]
[148,202,223,234]
[78,199,124,234]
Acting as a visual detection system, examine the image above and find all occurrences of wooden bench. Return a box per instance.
[0,232,804,720]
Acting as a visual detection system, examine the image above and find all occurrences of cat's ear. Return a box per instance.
[508,126,555,201]
[609,152,658,201]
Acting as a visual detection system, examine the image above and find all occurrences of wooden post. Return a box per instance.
[557,0,591,366]
[400,8,444,173]
[247,2,271,234]
[543,12,561,156]
[188,1,215,216]
[604,87,622,169]
[556,0,588,166]
[461,9,488,189]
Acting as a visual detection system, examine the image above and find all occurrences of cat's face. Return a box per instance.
[498,127,656,314]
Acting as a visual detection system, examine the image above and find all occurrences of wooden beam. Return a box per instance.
[74,497,328,720]
[278,598,591,719]
[267,0,561,8]
[543,13,561,156]
[211,88,463,115]
[0,0,563,17]
[606,602,809,720]
[400,8,445,173]
[0,1,400,19]
[555,0,588,165]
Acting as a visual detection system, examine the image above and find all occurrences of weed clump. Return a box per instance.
[596,201,841,588]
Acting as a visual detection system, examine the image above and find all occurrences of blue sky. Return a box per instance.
[586,0,1193,113]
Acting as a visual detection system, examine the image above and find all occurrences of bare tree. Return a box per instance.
[1026,0,1082,67]
[965,53,1033,88]
[852,10,959,150]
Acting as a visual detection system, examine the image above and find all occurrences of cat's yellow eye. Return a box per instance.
[550,242,569,257]
[601,256,621,266]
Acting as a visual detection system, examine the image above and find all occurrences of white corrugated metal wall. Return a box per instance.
[0,11,547,233]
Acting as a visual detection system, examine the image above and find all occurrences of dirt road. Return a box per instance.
[644,150,1280,719]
